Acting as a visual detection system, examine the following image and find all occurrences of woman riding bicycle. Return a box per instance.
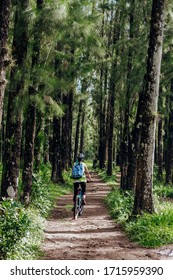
[72,153,91,207]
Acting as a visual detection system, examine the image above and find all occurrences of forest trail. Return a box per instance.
[41,173,173,260]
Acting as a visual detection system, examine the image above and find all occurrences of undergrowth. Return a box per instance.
[0,163,72,260]
[103,169,173,248]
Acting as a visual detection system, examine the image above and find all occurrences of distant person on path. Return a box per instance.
[72,153,91,207]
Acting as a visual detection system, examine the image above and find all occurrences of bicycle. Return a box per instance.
[74,186,84,219]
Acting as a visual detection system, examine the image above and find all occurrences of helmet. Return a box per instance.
[77,153,84,161]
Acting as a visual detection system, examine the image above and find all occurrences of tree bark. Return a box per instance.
[80,104,85,154]
[165,90,173,184]
[120,0,135,190]
[74,100,83,162]
[133,0,165,215]
[34,111,44,171]
[157,115,163,181]
[51,117,64,183]
[107,7,120,176]
[1,1,29,199]
[22,0,44,203]
[0,0,11,129]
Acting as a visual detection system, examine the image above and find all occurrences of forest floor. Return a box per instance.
[41,173,173,260]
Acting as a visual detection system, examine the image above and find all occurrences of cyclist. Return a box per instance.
[72,153,91,207]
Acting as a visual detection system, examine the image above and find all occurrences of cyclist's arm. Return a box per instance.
[84,165,91,181]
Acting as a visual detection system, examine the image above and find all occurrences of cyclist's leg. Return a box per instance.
[81,182,86,204]
[73,182,79,210]
[73,182,79,201]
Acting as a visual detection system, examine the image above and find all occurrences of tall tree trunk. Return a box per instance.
[133,0,165,215]
[74,100,83,162]
[80,103,85,154]
[0,0,11,128]
[126,86,144,190]
[68,88,73,167]
[22,0,44,203]
[165,88,173,184]
[157,115,163,181]
[34,111,44,171]
[107,7,120,176]
[99,66,107,169]
[120,0,135,189]
[1,1,29,199]
[107,62,116,176]
[61,48,74,169]
[61,94,70,170]
[51,116,64,183]
[43,119,50,164]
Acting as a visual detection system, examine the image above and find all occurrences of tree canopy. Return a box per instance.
[0,0,172,216]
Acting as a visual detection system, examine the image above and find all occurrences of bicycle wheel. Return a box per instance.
[79,200,84,216]
[74,196,80,219]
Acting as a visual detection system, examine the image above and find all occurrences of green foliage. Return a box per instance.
[5,209,44,260]
[98,167,120,185]
[153,183,173,199]
[30,164,71,217]
[125,204,173,247]
[105,176,173,248]
[105,188,134,223]
[0,199,31,259]
[0,164,72,259]
[62,169,73,185]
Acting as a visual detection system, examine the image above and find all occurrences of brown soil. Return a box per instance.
[41,173,173,260]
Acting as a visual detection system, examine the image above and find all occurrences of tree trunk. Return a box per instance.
[126,87,144,190]
[157,116,163,181]
[1,1,29,199]
[74,100,83,162]
[51,117,64,183]
[133,0,165,215]
[107,62,116,176]
[61,47,74,169]
[107,7,120,176]
[43,119,50,163]
[22,0,44,203]
[34,111,44,171]
[120,0,135,189]
[165,91,173,184]
[0,0,11,128]
[99,66,107,169]
[61,93,70,170]
[80,104,85,154]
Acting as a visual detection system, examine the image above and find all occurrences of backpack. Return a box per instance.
[72,162,84,179]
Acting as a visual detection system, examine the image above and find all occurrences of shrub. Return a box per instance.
[5,208,44,260]
[0,199,30,259]
[153,183,173,199]
[0,164,72,259]
[125,204,173,247]
[31,169,71,217]
[105,188,134,223]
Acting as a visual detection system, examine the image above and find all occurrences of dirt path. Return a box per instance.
[41,173,173,260]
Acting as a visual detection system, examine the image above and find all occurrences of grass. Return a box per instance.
[125,203,173,247]
[5,208,44,260]
[98,166,120,185]
[103,168,173,248]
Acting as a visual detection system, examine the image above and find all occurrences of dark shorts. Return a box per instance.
[73,182,86,202]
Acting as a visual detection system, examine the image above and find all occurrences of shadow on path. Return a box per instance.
[41,173,173,260]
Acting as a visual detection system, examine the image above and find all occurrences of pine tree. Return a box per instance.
[0,0,11,128]
[1,1,30,199]
[133,0,165,215]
